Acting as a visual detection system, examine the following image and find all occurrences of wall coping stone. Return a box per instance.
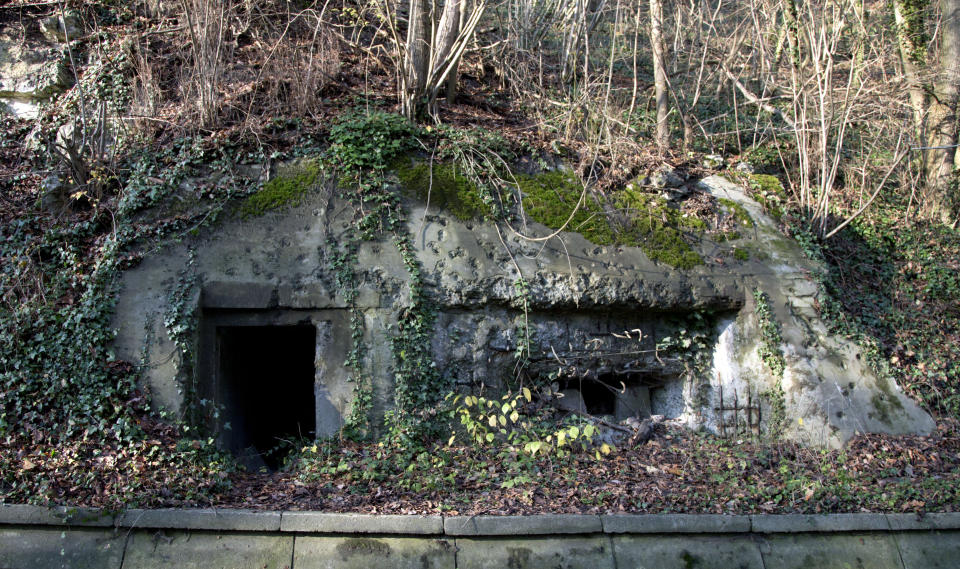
[602,513,751,533]
[444,514,602,536]
[117,508,281,531]
[2,505,959,535]
[0,504,114,527]
[751,513,890,533]
[280,512,443,534]
[885,513,960,531]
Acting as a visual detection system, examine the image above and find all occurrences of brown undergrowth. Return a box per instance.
[4,419,958,515]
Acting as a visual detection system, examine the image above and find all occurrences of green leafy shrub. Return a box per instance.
[446,389,612,459]
[329,111,418,174]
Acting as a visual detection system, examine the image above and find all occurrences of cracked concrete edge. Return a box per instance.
[3,505,960,535]
[443,514,603,536]
[885,513,960,531]
[602,513,751,533]
[116,508,281,531]
[0,504,115,527]
[751,513,894,533]
[280,512,444,534]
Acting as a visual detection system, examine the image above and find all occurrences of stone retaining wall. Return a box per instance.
[1,505,957,568]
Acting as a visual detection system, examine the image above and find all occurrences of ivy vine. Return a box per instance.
[754,288,787,438]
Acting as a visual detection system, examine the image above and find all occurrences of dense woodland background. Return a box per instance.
[0,0,959,513]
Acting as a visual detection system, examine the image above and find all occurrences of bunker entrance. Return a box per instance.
[217,325,316,471]
[557,373,676,421]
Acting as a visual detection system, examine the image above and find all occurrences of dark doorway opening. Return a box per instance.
[217,325,316,470]
[567,378,616,416]
[558,373,654,420]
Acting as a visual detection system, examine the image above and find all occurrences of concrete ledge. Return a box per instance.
[117,508,281,531]
[444,514,602,536]
[280,512,443,535]
[3,505,959,537]
[0,504,114,527]
[3,506,960,568]
[752,513,891,533]
[602,514,750,534]
[885,513,960,531]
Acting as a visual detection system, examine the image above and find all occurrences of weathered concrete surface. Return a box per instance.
[0,527,125,569]
[612,535,765,569]
[292,536,454,569]
[455,536,616,569]
[894,531,960,569]
[0,504,114,527]
[118,508,281,531]
[885,512,960,531]
[3,508,960,568]
[602,513,750,533]
[0,25,73,118]
[280,512,443,534]
[120,531,293,569]
[444,514,602,535]
[759,533,904,569]
[697,175,934,447]
[110,168,934,450]
[751,513,890,533]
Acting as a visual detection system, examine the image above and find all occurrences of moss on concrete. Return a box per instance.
[719,198,754,227]
[241,159,322,218]
[748,174,787,220]
[615,188,704,269]
[520,170,615,245]
[396,160,490,221]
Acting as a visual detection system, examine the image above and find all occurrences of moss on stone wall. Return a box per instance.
[240,159,322,217]
[616,188,704,269]
[399,164,706,270]
[719,198,754,227]
[520,170,615,245]
[396,160,490,221]
[519,171,705,269]
[747,174,787,220]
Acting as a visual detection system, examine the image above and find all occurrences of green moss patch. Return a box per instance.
[615,188,704,269]
[241,159,322,218]
[719,198,754,227]
[747,174,787,220]
[520,172,704,269]
[396,160,490,221]
[520,170,615,245]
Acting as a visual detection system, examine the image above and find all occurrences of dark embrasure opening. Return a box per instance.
[217,325,316,470]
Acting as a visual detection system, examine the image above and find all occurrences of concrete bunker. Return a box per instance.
[109,174,936,450]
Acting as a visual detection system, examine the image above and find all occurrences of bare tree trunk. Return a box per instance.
[445,0,470,102]
[893,0,929,140]
[403,0,431,120]
[431,0,462,111]
[923,0,960,223]
[650,0,669,149]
